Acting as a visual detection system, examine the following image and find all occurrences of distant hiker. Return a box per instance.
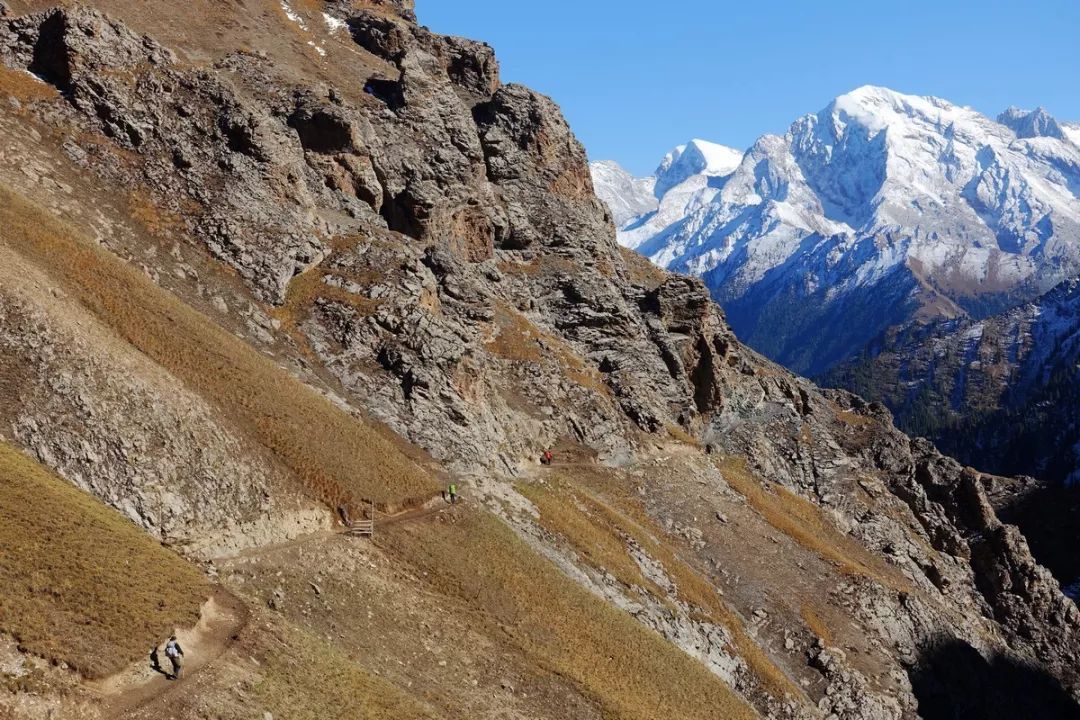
[448,483,458,504]
[164,636,184,680]
[540,450,553,466]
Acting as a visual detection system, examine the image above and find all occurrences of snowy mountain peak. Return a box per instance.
[588,159,658,227]
[654,139,743,197]
[832,84,921,111]
[660,139,744,176]
[997,106,1065,139]
[833,84,953,109]
[826,85,967,134]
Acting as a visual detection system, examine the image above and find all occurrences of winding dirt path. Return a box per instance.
[89,588,248,719]
[374,497,454,527]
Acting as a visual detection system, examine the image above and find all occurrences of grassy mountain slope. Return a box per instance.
[1,2,1079,719]
[0,186,439,513]
[0,441,208,679]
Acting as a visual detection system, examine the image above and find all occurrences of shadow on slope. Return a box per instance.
[908,639,1080,720]
[717,239,919,377]
[998,484,1080,591]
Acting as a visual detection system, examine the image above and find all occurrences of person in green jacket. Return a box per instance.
[448,483,458,504]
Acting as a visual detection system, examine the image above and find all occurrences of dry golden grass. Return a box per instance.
[717,457,906,590]
[549,337,612,397]
[530,470,804,702]
[486,304,543,363]
[834,407,875,429]
[497,255,577,279]
[518,481,665,598]
[666,423,703,448]
[0,442,208,679]
[255,626,437,720]
[380,510,759,720]
[126,193,188,240]
[650,541,803,701]
[485,304,611,396]
[497,258,542,277]
[273,261,381,335]
[0,66,59,103]
[799,604,834,645]
[288,0,328,14]
[0,187,438,511]
[619,246,668,290]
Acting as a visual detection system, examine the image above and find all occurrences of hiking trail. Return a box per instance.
[89,588,248,719]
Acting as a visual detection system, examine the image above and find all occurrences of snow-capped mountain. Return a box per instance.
[590,160,657,226]
[592,139,744,249]
[593,86,1080,375]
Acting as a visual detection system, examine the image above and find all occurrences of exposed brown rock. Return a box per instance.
[2,3,1079,718]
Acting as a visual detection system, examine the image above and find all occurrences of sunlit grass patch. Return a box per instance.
[486,303,611,396]
[380,510,759,720]
[834,408,875,429]
[518,481,664,597]
[717,457,907,590]
[527,470,804,702]
[272,256,382,335]
[486,304,543,363]
[666,423,703,448]
[0,65,59,103]
[800,603,835,645]
[255,626,437,720]
[618,246,668,290]
[0,442,208,679]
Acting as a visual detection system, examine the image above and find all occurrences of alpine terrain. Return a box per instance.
[593,86,1080,378]
[2,3,1080,719]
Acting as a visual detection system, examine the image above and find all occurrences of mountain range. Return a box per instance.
[592,86,1080,378]
[593,86,1080,487]
[4,4,1080,719]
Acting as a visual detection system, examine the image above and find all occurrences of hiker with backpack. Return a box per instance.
[448,483,458,504]
[164,636,184,680]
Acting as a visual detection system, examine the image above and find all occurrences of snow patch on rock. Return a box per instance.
[322,12,347,33]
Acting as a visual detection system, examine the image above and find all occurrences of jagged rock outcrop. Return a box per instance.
[999,106,1066,140]
[3,4,1080,718]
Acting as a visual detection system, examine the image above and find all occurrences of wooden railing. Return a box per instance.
[344,499,376,538]
[345,519,374,537]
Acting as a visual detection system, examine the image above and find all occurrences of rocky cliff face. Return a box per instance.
[824,277,1080,596]
[2,3,1080,719]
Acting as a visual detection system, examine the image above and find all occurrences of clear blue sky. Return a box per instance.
[417,1,1080,176]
